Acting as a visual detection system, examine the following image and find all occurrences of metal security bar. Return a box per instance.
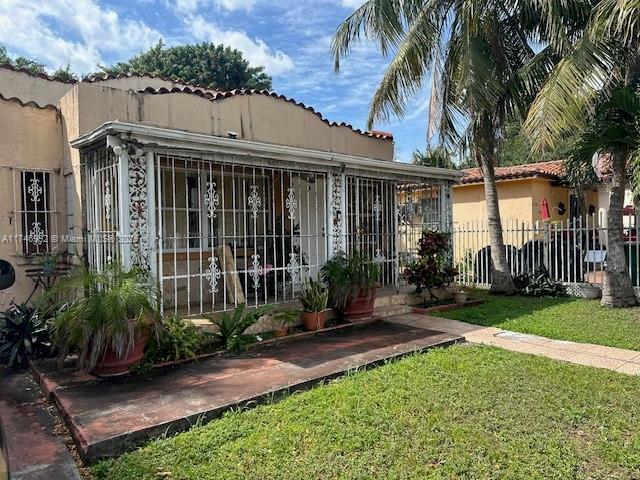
[345,176,397,286]
[83,147,120,271]
[81,142,457,315]
[452,214,640,291]
[13,169,59,255]
[155,152,328,316]
[395,182,449,285]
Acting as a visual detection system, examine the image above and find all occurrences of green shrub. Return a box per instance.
[207,304,272,352]
[0,303,51,367]
[145,316,207,363]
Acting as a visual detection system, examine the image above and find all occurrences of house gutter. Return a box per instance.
[70,121,463,182]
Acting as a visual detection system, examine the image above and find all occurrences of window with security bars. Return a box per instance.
[19,171,52,255]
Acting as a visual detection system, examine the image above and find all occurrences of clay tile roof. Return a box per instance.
[0,91,58,110]
[83,72,211,90]
[459,159,566,184]
[0,63,77,84]
[138,86,394,141]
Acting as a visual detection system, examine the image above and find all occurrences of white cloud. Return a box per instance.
[0,0,160,73]
[339,0,366,8]
[174,0,257,12]
[216,0,258,11]
[189,15,294,75]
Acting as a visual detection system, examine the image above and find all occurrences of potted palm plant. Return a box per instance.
[50,263,160,376]
[321,251,380,322]
[299,279,330,330]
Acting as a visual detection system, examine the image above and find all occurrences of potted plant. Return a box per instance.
[321,251,380,322]
[50,263,160,375]
[299,279,330,330]
[403,232,457,304]
[271,309,298,337]
[39,252,60,275]
[453,289,469,305]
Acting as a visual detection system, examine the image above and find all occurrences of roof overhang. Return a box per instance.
[71,121,462,183]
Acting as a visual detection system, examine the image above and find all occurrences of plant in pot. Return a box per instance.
[299,279,330,330]
[38,252,60,275]
[271,309,298,337]
[453,288,469,305]
[321,251,380,322]
[403,231,457,306]
[50,263,160,376]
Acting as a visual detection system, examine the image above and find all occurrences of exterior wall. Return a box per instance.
[452,179,535,226]
[0,66,73,107]
[0,99,66,306]
[67,83,394,161]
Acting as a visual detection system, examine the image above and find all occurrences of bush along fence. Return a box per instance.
[451,214,640,296]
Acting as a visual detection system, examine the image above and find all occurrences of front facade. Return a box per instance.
[0,64,460,314]
[453,160,601,231]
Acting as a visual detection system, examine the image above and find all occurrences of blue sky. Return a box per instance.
[0,0,431,161]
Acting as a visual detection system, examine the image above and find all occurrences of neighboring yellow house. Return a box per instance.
[453,160,600,230]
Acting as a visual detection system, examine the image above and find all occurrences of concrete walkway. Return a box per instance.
[0,371,82,480]
[388,313,640,376]
[39,321,461,461]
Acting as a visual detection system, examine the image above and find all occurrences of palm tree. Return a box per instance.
[411,147,458,169]
[331,0,578,292]
[524,1,640,306]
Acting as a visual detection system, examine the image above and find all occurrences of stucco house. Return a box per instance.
[0,64,460,314]
[453,160,601,229]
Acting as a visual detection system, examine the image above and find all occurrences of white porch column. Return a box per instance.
[146,151,157,279]
[439,183,453,232]
[110,138,155,272]
[327,171,347,256]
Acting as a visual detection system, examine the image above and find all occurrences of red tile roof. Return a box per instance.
[139,86,394,141]
[0,63,77,84]
[459,160,565,184]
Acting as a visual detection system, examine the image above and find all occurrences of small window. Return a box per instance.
[20,171,51,255]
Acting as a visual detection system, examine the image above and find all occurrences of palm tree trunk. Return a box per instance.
[475,120,516,293]
[601,150,637,307]
[480,157,516,293]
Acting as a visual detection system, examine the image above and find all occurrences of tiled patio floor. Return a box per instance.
[389,314,640,375]
[43,320,461,462]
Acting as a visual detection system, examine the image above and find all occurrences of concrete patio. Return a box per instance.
[36,319,462,462]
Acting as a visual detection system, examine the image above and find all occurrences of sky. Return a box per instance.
[0,0,432,162]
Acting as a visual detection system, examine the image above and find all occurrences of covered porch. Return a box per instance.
[73,122,460,316]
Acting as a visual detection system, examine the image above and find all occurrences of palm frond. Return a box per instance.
[523,36,622,150]
[366,4,442,126]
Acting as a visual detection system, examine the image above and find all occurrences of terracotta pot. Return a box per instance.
[344,288,377,322]
[302,310,329,331]
[93,329,151,376]
[274,327,289,338]
[453,292,468,305]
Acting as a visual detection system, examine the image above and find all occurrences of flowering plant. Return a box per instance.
[403,231,457,293]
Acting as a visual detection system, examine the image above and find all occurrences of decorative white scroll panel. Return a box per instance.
[128,150,150,269]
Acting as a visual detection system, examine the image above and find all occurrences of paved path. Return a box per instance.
[388,313,640,376]
[0,371,82,480]
[40,321,461,461]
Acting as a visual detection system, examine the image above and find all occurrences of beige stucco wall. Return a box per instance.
[0,99,66,306]
[0,66,73,107]
[453,179,536,226]
[67,83,394,161]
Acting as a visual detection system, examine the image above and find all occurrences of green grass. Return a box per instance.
[434,292,640,351]
[93,345,640,479]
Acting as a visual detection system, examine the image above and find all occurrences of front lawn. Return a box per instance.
[434,293,640,351]
[93,345,640,479]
